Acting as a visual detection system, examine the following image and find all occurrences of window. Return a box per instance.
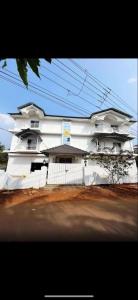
[27,137,37,149]
[111,125,118,130]
[59,158,72,163]
[30,120,39,128]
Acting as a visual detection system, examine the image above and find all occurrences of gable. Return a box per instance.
[18,103,46,119]
[91,108,132,120]
[91,110,132,124]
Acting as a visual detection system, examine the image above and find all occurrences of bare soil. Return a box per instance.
[0,184,137,241]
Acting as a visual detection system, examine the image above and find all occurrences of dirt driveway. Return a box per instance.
[0,184,138,241]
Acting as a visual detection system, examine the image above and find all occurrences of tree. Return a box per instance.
[91,153,135,184]
[0,142,8,168]
[0,58,51,87]
[0,142,5,152]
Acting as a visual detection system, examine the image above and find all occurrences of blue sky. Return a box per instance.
[0,59,137,148]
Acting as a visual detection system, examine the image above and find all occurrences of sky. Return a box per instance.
[0,58,137,148]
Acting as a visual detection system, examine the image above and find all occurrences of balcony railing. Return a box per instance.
[27,145,37,150]
[92,127,129,135]
[92,146,134,155]
[12,142,39,152]
[9,125,41,132]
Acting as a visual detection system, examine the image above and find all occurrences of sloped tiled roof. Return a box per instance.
[15,128,41,139]
[92,132,134,141]
[41,144,89,155]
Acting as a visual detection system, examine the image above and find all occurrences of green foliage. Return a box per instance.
[2,59,7,68]
[16,58,28,87]
[27,59,40,78]
[0,58,51,87]
[0,152,8,164]
[91,154,135,184]
[0,142,8,168]
[0,142,5,152]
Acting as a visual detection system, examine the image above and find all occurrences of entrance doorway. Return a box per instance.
[59,157,72,163]
[55,157,73,163]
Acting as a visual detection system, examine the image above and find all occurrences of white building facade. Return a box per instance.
[5,102,137,186]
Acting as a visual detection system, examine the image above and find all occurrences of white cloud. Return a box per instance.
[128,77,138,84]
[0,114,15,149]
[0,114,15,128]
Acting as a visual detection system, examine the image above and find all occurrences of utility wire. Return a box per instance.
[0,74,89,116]
[69,59,137,116]
[52,61,104,99]
[53,60,132,114]
[41,63,109,107]
[68,72,88,97]
[39,71,101,110]
[2,69,93,115]
[3,68,102,111]
[56,59,108,95]
[0,74,136,137]
[0,127,12,133]
[0,72,91,116]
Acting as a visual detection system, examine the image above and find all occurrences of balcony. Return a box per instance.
[90,146,134,155]
[9,124,41,133]
[11,138,40,153]
[92,126,129,135]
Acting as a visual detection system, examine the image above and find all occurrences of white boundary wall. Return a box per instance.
[84,160,138,185]
[0,162,137,190]
[0,167,47,190]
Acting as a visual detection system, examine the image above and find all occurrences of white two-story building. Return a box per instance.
[6,102,137,185]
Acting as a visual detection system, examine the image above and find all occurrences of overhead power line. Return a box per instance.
[0,71,93,116]
[39,72,101,110]
[56,59,108,95]
[54,59,129,112]
[52,61,104,99]
[69,59,137,116]
[41,63,109,108]
[2,68,102,112]
[0,127,12,133]
[0,74,89,116]
[53,59,134,114]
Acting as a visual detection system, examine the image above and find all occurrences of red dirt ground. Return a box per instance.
[0,184,138,241]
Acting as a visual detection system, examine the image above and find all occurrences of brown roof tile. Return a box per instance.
[41,144,89,155]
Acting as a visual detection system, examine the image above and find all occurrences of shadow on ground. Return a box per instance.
[0,184,138,241]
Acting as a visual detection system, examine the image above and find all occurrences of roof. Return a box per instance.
[90,108,133,118]
[41,144,89,155]
[129,120,137,123]
[17,102,46,115]
[92,132,134,141]
[9,151,40,154]
[8,102,134,120]
[9,112,89,119]
[15,128,41,139]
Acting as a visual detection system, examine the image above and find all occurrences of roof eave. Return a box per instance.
[90,108,133,119]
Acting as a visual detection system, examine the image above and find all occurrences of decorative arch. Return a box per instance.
[104,114,118,122]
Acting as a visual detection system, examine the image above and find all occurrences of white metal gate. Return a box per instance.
[47,163,84,185]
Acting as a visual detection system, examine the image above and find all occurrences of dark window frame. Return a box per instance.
[30,120,39,128]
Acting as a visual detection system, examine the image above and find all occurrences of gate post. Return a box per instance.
[82,166,85,185]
